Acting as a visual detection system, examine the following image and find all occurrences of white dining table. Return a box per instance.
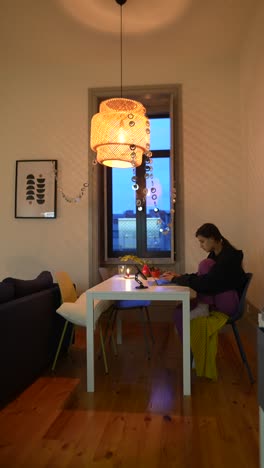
[86,275,191,396]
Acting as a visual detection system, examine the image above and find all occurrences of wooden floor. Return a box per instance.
[0,314,259,468]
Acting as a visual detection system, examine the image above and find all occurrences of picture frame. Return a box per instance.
[15,160,57,219]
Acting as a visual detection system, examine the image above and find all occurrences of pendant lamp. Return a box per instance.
[90,0,150,168]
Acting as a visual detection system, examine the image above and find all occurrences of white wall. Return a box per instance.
[240,1,264,308]
[0,0,259,297]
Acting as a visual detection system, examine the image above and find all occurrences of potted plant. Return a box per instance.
[118,255,144,277]
[119,254,144,265]
[119,255,152,276]
[119,255,161,278]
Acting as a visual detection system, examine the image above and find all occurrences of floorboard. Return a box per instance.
[0,315,259,468]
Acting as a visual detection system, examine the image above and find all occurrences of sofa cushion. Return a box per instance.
[0,281,15,304]
[3,271,53,298]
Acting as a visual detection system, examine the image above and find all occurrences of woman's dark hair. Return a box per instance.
[195,223,233,247]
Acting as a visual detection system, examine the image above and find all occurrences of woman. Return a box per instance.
[187,257,239,319]
[162,223,246,339]
[162,223,247,298]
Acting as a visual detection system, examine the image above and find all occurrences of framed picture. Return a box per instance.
[15,160,57,219]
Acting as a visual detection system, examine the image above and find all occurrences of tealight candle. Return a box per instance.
[118,265,125,276]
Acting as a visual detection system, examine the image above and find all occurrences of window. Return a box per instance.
[88,85,183,279]
[107,116,172,259]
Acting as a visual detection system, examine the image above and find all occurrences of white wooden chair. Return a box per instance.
[52,271,113,373]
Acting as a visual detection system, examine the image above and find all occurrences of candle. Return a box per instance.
[118,265,125,276]
[126,267,130,277]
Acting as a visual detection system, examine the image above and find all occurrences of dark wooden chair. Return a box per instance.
[226,272,254,383]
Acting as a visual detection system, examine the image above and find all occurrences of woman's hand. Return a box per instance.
[160,271,181,282]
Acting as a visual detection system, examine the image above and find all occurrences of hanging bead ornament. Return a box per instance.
[161,184,177,234]
[51,161,89,204]
[129,144,177,230]
[145,151,160,219]
[171,186,177,214]
[157,184,177,235]
[147,152,177,235]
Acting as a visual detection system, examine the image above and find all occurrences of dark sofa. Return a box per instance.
[0,271,70,407]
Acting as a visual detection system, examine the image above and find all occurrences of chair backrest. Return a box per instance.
[99,267,111,281]
[55,271,77,303]
[230,272,253,322]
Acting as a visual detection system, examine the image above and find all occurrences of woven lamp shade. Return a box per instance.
[90,98,150,168]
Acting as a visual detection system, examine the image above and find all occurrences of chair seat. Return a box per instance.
[115,300,151,308]
[56,292,114,327]
[52,272,112,374]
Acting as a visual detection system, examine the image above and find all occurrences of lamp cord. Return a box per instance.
[116,0,127,97]
[120,3,123,98]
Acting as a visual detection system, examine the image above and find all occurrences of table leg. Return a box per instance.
[86,292,94,392]
[182,295,191,395]
[260,407,264,468]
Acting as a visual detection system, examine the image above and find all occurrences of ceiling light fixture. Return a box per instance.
[90,0,150,168]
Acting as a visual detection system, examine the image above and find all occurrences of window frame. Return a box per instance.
[88,85,184,286]
[106,114,171,260]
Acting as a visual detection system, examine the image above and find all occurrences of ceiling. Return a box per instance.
[0,0,260,65]
[56,0,193,34]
